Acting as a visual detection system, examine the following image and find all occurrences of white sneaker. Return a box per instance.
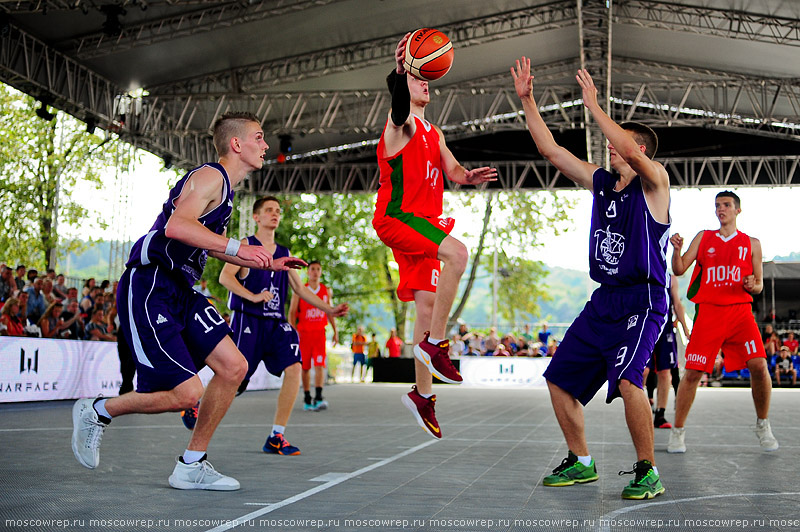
[168,457,240,491]
[313,399,329,410]
[755,419,779,451]
[667,427,686,453]
[71,398,108,469]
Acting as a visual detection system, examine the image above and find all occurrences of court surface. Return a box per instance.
[2,384,799,532]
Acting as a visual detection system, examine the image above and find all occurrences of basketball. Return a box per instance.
[403,28,454,82]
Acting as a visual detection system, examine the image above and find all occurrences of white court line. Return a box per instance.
[204,439,438,532]
[596,492,800,532]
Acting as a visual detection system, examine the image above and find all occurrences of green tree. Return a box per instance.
[0,84,131,270]
[448,190,574,329]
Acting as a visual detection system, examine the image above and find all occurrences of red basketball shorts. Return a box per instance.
[684,303,765,373]
[299,328,327,370]
[373,214,455,302]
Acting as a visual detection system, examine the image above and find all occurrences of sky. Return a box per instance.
[76,150,800,274]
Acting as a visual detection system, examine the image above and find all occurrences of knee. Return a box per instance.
[284,362,301,379]
[441,240,468,272]
[216,354,248,384]
[173,380,204,410]
[618,379,641,396]
[683,369,704,385]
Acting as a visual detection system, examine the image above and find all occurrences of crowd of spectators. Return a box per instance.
[0,263,119,342]
[451,322,559,357]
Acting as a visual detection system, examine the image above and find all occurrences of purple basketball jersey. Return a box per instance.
[589,168,670,288]
[126,163,234,287]
[227,238,289,321]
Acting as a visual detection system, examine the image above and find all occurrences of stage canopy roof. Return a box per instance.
[1,0,799,193]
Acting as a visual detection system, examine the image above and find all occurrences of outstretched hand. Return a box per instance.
[511,56,534,100]
[271,256,307,271]
[576,69,599,111]
[329,303,349,317]
[463,166,498,185]
[395,32,411,74]
[238,244,273,269]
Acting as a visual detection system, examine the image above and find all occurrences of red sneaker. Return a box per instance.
[413,332,463,384]
[401,386,442,439]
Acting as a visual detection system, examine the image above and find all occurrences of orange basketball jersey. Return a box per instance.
[375,115,444,220]
[686,230,754,305]
[296,283,329,331]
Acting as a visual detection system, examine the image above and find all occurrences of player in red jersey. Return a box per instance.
[373,33,497,438]
[289,260,339,411]
[668,191,778,453]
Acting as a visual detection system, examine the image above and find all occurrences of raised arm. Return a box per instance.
[576,69,670,194]
[511,56,597,189]
[671,231,703,276]
[744,236,764,295]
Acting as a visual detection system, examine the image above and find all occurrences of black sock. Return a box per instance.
[304,391,312,405]
[315,387,323,401]
[654,408,666,419]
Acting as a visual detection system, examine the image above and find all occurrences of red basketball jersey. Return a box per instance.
[296,283,329,332]
[686,230,754,305]
[375,115,444,219]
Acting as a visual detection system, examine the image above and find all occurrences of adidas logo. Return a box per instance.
[244,326,251,334]
[156,314,167,324]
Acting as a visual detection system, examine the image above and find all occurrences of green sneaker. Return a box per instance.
[619,460,665,500]
[543,451,599,487]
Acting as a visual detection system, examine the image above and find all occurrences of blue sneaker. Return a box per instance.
[263,433,301,456]
[313,399,328,410]
[181,401,200,430]
[304,402,319,412]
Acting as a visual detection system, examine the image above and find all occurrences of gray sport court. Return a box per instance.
[2,385,798,532]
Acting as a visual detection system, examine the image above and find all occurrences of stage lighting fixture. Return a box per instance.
[163,155,173,170]
[279,134,293,155]
[35,101,55,121]
[86,117,97,134]
[101,5,125,36]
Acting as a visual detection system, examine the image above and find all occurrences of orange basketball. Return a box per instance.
[403,28,454,82]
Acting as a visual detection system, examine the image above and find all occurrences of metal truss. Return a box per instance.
[247,155,800,194]
[0,20,215,168]
[149,1,578,95]
[616,0,800,47]
[66,0,345,60]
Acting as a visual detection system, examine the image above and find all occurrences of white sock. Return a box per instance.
[757,418,769,427]
[272,425,285,436]
[577,455,592,466]
[419,392,433,399]
[93,399,111,420]
[653,466,659,475]
[182,450,205,464]
[427,337,445,344]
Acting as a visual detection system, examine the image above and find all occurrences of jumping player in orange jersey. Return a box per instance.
[668,191,778,453]
[289,260,339,411]
[372,32,497,438]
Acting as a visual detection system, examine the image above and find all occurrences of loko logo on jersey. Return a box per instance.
[705,265,741,286]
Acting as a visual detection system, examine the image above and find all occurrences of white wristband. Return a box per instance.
[224,237,241,257]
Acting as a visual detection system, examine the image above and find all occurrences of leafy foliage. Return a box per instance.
[0,84,132,270]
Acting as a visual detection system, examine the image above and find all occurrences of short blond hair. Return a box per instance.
[212,112,261,156]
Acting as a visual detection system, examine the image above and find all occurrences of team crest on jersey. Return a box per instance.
[243,326,251,334]
[266,286,281,311]
[594,225,625,266]
[280,322,293,332]
[627,315,639,329]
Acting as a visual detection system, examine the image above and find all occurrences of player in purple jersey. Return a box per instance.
[512,58,671,499]
[71,112,305,491]
[214,196,348,456]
